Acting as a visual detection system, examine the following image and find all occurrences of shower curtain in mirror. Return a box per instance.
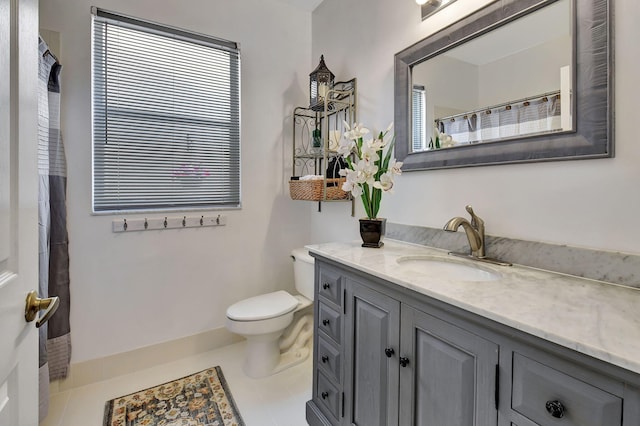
[38,36,71,421]
[440,94,562,145]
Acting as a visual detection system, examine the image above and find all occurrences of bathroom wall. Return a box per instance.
[310,0,640,256]
[412,55,479,127]
[40,0,312,363]
[478,35,571,106]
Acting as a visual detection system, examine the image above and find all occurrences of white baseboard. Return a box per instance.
[49,327,243,393]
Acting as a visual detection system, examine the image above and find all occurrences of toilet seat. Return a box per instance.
[227,290,299,321]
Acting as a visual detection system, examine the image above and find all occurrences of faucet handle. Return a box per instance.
[465,205,484,230]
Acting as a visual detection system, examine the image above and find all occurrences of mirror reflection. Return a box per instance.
[411,0,572,152]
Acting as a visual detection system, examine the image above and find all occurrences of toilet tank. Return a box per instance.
[291,248,315,300]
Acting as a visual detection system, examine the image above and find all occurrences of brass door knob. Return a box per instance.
[25,291,60,328]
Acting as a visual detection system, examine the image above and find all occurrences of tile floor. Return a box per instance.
[40,341,312,426]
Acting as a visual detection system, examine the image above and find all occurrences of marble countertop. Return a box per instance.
[307,239,640,375]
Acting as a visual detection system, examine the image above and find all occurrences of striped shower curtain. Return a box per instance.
[38,36,71,421]
[440,94,562,145]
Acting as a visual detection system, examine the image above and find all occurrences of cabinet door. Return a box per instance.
[344,279,400,426]
[399,305,499,426]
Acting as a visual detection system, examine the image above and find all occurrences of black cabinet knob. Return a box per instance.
[322,283,331,290]
[322,319,330,326]
[545,400,565,418]
[384,348,395,358]
[399,357,410,367]
[321,391,329,400]
[321,355,329,363]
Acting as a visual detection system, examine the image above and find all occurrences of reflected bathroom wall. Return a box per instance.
[411,0,572,151]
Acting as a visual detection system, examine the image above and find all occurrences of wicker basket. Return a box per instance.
[289,178,349,201]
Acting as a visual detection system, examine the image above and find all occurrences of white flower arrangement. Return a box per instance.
[338,121,403,219]
[429,126,455,149]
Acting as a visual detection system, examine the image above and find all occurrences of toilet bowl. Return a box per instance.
[226,248,314,378]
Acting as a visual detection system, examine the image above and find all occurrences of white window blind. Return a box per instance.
[92,9,241,212]
[412,85,426,151]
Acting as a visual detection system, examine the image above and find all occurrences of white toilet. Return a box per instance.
[226,248,314,378]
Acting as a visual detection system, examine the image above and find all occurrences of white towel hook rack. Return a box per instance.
[112,214,227,233]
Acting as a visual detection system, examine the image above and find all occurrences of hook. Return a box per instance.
[123,218,128,231]
[216,215,220,225]
[144,218,148,229]
[200,216,204,226]
[182,216,187,227]
[164,217,168,228]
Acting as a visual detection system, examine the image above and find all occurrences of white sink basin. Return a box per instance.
[395,255,502,282]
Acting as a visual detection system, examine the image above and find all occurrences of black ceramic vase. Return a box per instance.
[359,218,386,248]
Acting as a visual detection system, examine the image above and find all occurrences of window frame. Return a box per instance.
[412,85,426,152]
[91,8,242,214]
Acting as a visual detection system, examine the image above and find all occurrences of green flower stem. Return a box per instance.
[372,187,382,218]
[382,137,396,170]
[361,184,372,219]
[345,156,354,170]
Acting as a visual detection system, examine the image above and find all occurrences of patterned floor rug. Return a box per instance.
[103,366,245,426]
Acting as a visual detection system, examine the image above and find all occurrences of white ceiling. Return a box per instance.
[271,0,325,12]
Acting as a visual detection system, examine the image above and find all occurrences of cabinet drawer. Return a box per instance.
[512,353,622,426]
[318,266,343,307]
[317,371,341,421]
[317,336,341,384]
[318,302,342,344]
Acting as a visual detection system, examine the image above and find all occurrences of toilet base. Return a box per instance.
[242,314,313,378]
[242,331,282,378]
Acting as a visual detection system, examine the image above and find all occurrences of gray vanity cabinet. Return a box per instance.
[312,263,345,424]
[307,257,640,426]
[342,277,497,426]
[399,305,499,426]
[308,260,499,426]
[343,278,400,426]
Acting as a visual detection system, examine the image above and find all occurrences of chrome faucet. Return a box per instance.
[443,205,485,258]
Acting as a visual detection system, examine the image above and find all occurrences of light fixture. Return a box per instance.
[309,55,335,111]
[420,0,457,20]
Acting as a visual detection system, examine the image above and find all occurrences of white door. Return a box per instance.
[0,0,42,425]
